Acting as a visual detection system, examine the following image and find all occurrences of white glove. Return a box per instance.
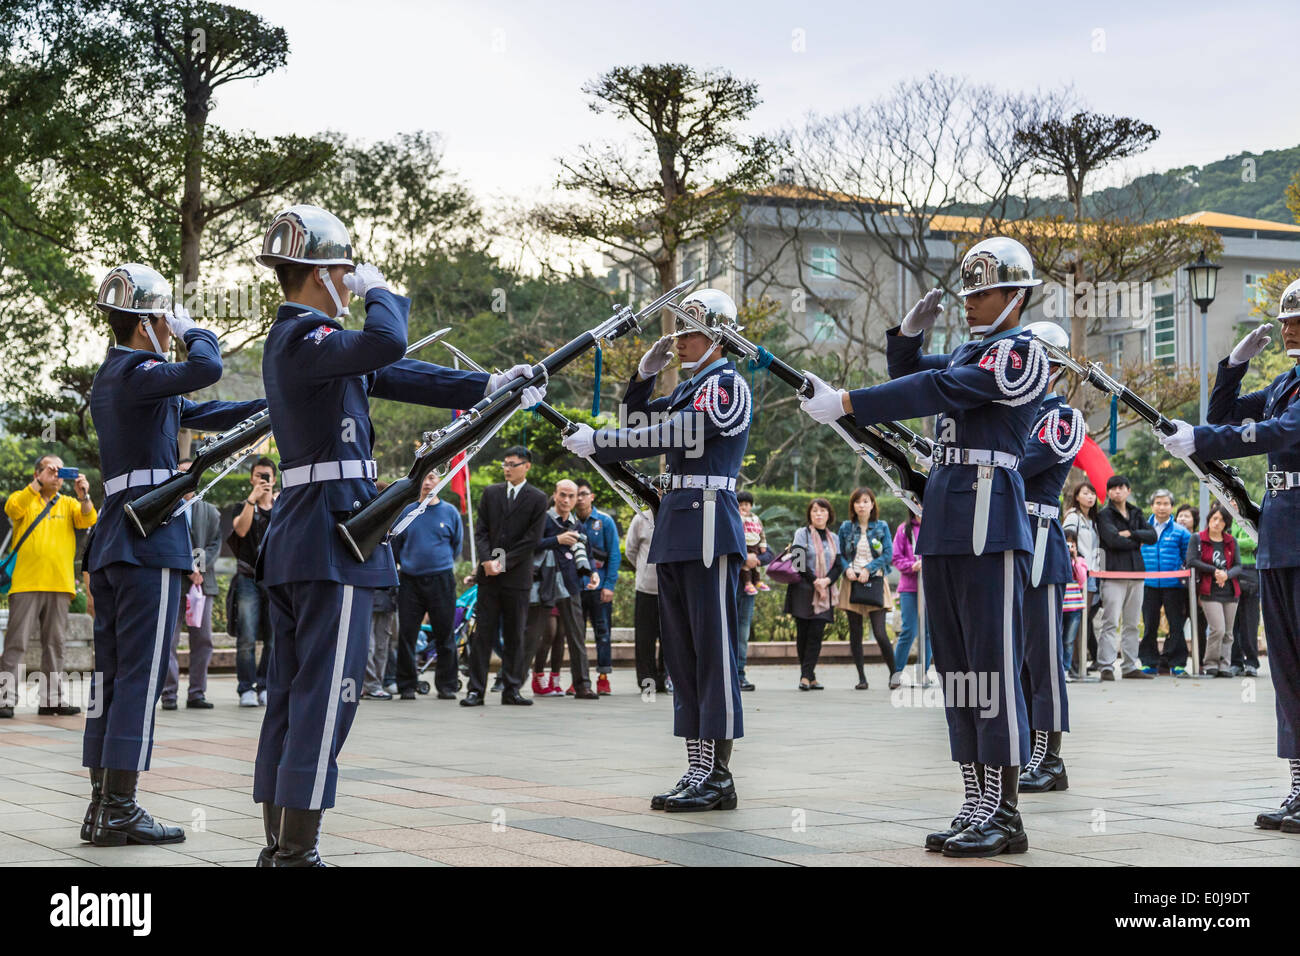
[638,335,675,379]
[916,451,934,472]
[342,263,389,296]
[562,422,596,458]
[1229,322,1272,366]
[900,288,944,337]
[165,302,197,339]
[799,371,849,425]
[1159,420,1197,458]
[519,383,547,409]
[486,362,534,396]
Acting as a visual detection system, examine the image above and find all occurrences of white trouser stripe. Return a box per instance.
[311,585,354,809]
[139,568,170,771]
[1048,583,1061,730]
[718,554,733,740]
[1003,551,1019,766]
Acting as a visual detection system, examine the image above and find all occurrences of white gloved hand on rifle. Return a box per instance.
[1229,322,1272,366]
[165,302,197,339]
[799,371,849,425]
[638,335,675,379]
[485,362,534,397]
[342,263,389,297]
[562,423,597,458]
[1158,420,1197,458]
[900,288,944,338]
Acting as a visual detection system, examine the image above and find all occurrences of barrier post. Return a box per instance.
[915,568,928,688]
[1188,569,1200,676]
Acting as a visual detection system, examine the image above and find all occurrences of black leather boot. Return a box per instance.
[1259,761,1300,829]
[81,768,104,843]
[925,763,982,851]
[1020,731,1068,792]
[665,740,738,812]
[256,804,282,867]
[942,766,1028,857]
[651,738,699,810]
[91,769,186,846]
[273,808,327,866]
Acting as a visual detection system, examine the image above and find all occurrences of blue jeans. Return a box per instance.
[581,588,613,674]
[234,573,273,694]
[893,590,932,671]
[1062,610,1082,673]
[736,590,755,678]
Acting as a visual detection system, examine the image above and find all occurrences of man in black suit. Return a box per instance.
[462,445,548,706]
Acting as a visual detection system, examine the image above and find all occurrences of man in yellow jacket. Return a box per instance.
[2,454,97,717]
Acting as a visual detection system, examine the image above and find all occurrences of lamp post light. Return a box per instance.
[790,447,802,493]
[1185,250,1222,521]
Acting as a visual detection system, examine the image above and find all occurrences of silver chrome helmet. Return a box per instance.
[96,263,173,315]
[671,289,742,336]
[255,204,354,268]
[957,237,1043,297]
[1279,277,1300,321]
[1024,320,1069,362]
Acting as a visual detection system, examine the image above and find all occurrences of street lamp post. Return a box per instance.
[1185,250,1222,522]
[790,447,802,493]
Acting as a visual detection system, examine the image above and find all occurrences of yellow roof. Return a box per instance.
[747,183,897,207]
[1177,211,1300,234]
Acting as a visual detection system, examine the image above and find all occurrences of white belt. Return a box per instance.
[935,446,1020,469]
[667,474,736,492]
[281,459,377,488]
[104,469,177,497]
[1265,471,1300,492]
[1026,502,1060,519]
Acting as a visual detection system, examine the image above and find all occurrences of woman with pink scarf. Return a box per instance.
[783,498,842,690]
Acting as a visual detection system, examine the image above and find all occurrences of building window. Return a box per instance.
[809,246,838,278]
[1109,333,1125,369]
[1152,292,1176,366]
[806,309,844,343]
[1244,273,1271,309]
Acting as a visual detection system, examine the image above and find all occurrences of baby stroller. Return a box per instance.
[413,584,476,695]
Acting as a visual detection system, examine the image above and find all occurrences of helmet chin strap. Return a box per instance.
[969,288,1025,337]
[1288,349,1300,358]
[319,266,348,319]
[142,316,165,356]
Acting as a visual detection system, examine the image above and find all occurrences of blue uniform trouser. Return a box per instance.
[1021,581,1069,732]
[925,551,1031,767]
[83,564,183,771]
[1262,568,1300,758]
[253,580,374,810]
[656,556,743,740]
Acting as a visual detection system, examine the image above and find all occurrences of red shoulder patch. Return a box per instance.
[1038,417,1073,443]
[306,324,336,344]
[694,384,729,411]
[139,359,161,370]
[1008,351,1022,370]
[978,354,996,371]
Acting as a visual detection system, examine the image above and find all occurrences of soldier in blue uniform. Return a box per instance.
[84,264,266,846]
[1159,277,1300,832]
[562,289,751,812]
[801,238,1051,857]
[252,205,543,865]
[1017,322,1086,793]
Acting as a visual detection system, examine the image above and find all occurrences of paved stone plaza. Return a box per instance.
[0,662,1296,867]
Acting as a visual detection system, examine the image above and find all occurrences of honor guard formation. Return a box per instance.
[57,201,1300,863]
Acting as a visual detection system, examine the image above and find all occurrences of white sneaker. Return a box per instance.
[239,690,258,707]
[384,682,398,696]
[257,689,267,706]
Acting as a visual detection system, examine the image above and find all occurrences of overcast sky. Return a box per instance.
[219,0,1294,217]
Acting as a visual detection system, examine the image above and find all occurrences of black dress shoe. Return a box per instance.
[186,698,214,709]
[572,684,599,699]
[1019,732,1068,792]
[665,740,737,812]
[925,764,983,851]
[436,691,457,700]
[400,689,417,700]
[501,689,533,706]
[273,808,326,867]
[460,692,484,707]
[81,768,104,843]
[739,677,755,691]
[38,704,82,716]
[91,769,186,846]
[160,699,178,711]
[943,767,1028,858]
[256,803,282,867]
[0,706,12,718]
[1257,795,1300,830]
[651,773,693,810]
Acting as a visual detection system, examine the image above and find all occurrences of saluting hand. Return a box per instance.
[1229,322,1272,366]
[900,288,944,337]
[638,336,675,379]
[342,263,389,296]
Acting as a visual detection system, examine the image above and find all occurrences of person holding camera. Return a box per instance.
[1,455,97,717]
[227,456,278,707]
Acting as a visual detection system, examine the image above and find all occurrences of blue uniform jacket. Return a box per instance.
[258,290,488,588]
[592,357,750,564]
[1198,358,1300,570]
[87,329,265,573]
[1019,393,1083,585]
[847,325,1048,557]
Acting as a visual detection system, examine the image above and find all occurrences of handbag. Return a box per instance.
[0,495,57,596]
[766,548,803,584]
[849,574,885,607]
[185,583,206,628]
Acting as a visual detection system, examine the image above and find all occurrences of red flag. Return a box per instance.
[1073,434,1114,491]
[449,409,468,513]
